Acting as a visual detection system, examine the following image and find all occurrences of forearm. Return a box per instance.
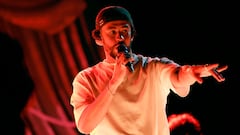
[75,82,117,134]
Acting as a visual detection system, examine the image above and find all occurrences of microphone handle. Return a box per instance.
[126,61,134,72]
[118,44,134,72]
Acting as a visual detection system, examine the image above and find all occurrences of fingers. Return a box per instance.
[204,64,228,82]
[204,63,219,70]
[216,65,228,72]
[194,75,203,84]
[205,64,228,72]
[112,55,128,83]
[209,68,225,82]
[191,63,228,83]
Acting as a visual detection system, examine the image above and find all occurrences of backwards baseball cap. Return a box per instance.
[94,6,135,32]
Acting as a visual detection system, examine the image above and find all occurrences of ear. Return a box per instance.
[95,39,103,46]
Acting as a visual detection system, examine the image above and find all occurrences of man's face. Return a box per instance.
[99,20,132,59]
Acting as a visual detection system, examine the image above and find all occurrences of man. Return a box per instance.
[70,5,227,135]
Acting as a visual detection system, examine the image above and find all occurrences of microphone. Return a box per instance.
[117,43,134,72]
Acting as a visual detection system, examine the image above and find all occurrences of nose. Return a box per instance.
[120,34,124,39]
[117,32,125,41]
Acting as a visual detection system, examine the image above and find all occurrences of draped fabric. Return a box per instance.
[0,0,103,134]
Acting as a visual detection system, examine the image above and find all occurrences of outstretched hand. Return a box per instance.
[191,64,228,84]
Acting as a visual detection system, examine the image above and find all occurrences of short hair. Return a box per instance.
[168,112,203,135]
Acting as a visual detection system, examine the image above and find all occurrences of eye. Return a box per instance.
[109,30,117,36]
[121,29,131,37]
[122,29,128,34]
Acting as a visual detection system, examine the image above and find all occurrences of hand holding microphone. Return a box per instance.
[117,43,134,72]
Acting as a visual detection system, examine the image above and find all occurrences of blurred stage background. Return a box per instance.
[0,0,238,135]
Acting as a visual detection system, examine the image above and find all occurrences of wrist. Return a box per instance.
[178,65,196,86]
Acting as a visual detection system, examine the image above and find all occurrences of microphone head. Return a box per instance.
[117,43,131,58]
[117,43,127,52]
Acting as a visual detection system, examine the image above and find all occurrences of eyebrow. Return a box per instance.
[107,23,130,29]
